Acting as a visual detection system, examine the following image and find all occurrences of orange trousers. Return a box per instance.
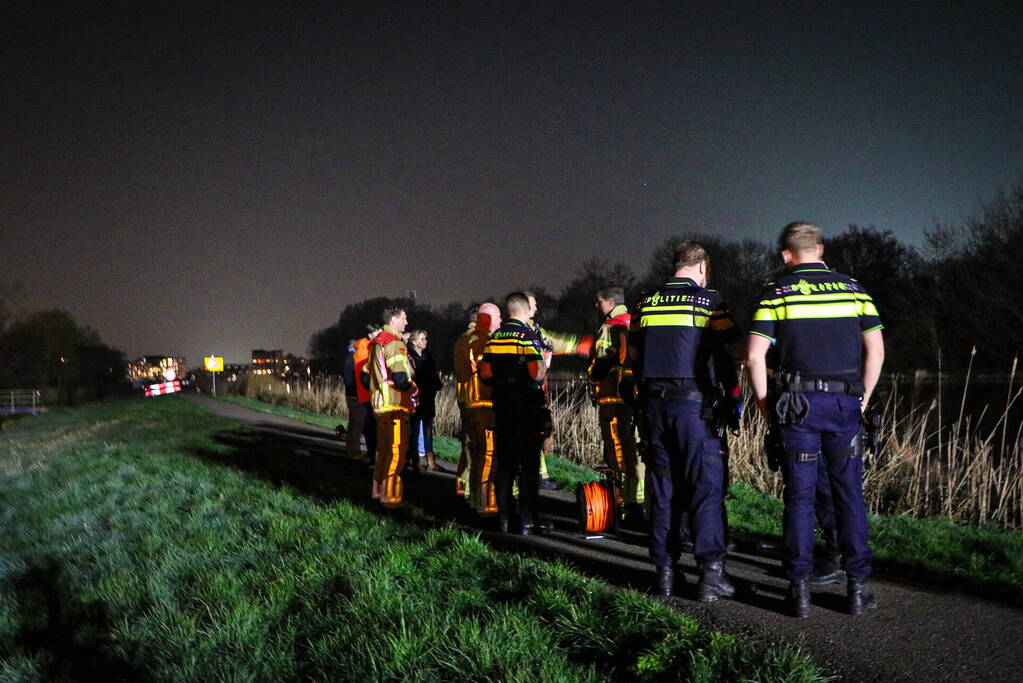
[468,408,497,516]
[455,403,472,497]
[372,411,410,508]
[599,402,645,505]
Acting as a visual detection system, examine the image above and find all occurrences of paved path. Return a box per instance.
[188,394,1023,682]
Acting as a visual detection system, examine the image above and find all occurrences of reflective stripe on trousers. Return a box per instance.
[373,412,409,508]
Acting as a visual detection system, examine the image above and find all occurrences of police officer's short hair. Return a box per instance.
[673,241,709,270]
[779,222,823,253]
[505,291,530,314]
[466,302,480,322]
[596,285,625,305]
[381,306,405,326]
[366,322,382,334]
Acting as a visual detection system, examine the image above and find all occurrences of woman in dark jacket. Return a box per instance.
[407,329,442,472]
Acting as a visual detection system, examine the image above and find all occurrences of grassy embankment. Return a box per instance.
[221,393,1023,603]
[0,397,824,681]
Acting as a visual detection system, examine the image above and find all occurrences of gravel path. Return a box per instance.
[188,394,1023,682]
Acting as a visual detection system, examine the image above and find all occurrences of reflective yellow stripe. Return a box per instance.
[387,418,401,479]
[782,302,860,319]
[597,396,624,405]
[609,416,625,471]
[640,314,709,327]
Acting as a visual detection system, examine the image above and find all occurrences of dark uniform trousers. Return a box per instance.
[780,392,872,582]
[643,397,727,569]
[494,401,547,528]
[815,457,840,554]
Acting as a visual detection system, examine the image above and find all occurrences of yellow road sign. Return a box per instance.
[204,356,224,372]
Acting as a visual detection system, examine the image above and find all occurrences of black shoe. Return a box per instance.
[696,561,736,602]
[539,477,559,490]
[809,555,846,585]
[656,565,675,597]
[519,521,552,536]
[789,580,811,618]
[848,579,878,616]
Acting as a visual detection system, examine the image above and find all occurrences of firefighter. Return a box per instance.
[480,292,552,534]
[452,304,479,498]
[747,221,884,618]
[465,302,502,516]
[632,241,744,601]
[524,292,592,488]
[367,307,417,508]
[350,324,381,464]
[586,285,646,525]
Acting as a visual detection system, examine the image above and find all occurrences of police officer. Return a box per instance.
[747,221,884,618]
[586,285,645,524]
[632,242,744,600]
[479,292,552,535]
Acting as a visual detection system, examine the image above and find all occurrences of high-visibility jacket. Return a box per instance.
[465,325,494,409]
[453,322,476,407]
[368,325,416,414]
[353,337,372,404]
[587,304,633,405]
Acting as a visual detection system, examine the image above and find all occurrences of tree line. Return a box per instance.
[0,285,126,403]
[311,183,1023,376]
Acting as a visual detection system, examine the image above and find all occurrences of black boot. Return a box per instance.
[696,561,736,602]
[622,503,648,531]
[655,566,675,597]
[788,579,811,618]
[848,578,878,616]
[809,552,846,585]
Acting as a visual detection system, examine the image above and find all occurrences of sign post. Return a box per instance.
[204,356,224,396]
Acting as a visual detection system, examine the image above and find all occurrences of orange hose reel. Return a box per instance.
[577,470,619,533]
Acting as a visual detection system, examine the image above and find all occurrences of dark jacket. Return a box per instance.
[409,347,441,419]
[342,348,357,397]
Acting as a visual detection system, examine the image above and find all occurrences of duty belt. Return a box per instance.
[643,382,703,402]
[786,379,857,394]
[774,372,864,397]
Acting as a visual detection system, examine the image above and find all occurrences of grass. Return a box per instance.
[0,397,825,681]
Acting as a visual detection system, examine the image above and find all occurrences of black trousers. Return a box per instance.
[494,402,548,528]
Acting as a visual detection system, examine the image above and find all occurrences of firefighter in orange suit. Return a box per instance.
[465,302,502,515]
[452,304,479,498]
[587,285,646,523]
[367,306,417,508]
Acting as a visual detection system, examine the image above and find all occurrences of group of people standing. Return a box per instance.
[344,220,884,619]
[342,313,442,506]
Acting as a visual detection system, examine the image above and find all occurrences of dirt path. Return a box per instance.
[187,394,1023,682]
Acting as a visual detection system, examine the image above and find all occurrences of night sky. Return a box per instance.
[4,2,1022,365]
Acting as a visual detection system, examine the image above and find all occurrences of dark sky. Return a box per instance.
[4,2,1022,364]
